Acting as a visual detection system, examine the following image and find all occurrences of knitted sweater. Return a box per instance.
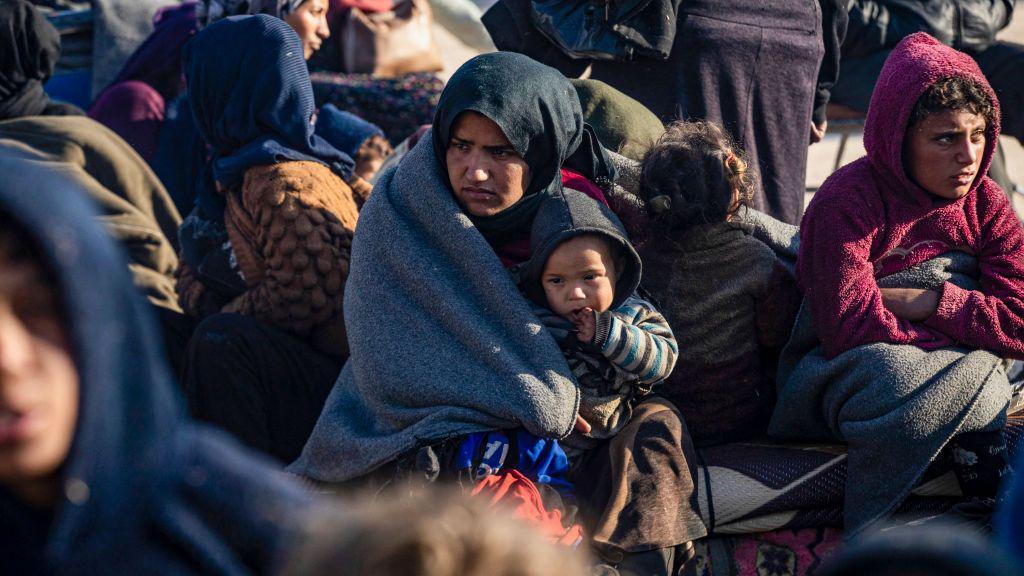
[534,294,678,451]
[799,33,1024,360]
[177,160,363,357]
[640,222,800,446]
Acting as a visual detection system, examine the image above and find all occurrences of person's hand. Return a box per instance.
[880,288,940,321]
[574,414,592,434]
[569,307,596,343]
[810,120,828,144]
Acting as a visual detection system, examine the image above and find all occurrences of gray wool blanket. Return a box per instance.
[288,132,579,483]
[769,250,1011,535]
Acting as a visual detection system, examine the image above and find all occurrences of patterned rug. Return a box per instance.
[686,528,844,576]
[694,411,1024,535]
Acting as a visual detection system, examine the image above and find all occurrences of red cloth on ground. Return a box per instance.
[471,470,584,548]
[798,33,1024,359]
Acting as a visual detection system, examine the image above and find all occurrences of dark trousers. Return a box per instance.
[590,0,825,225]
[181,313,342,464]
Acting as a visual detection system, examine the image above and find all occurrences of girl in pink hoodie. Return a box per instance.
[800,32,1023,499]
[800,32,1024,361]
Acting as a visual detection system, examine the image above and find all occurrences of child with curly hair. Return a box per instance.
[637,120,800,446]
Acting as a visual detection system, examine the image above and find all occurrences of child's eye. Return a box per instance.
[547,277,562,285]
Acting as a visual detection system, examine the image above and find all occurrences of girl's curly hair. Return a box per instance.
[909,75,996,129]
[639,120,757,235]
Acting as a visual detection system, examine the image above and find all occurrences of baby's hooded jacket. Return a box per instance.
[523,188,678,451]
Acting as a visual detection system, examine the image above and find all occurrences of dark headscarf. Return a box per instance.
[0,0,82,120]
[184,14,354,219]
[432,51,615,246]
[0,148,315,574]
[109,1,199,98]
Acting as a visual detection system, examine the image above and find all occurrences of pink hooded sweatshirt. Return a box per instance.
[798,33,1024,360]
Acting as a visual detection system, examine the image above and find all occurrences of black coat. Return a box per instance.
[843,0,1016,57]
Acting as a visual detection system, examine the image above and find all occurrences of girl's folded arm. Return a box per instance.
[923,197,1024,358]
[800,195,950,358]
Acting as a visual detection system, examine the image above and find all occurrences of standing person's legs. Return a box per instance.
[973,41,1024,143]
[829,50,890,113]
[182,313,342,464]
[591,0,822,224]
[747,7,823,224]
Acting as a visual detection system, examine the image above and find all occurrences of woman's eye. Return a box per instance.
[547,278,562,285]
[935,136,952,145]
[492,150,508,159]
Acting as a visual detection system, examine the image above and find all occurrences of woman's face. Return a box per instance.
[284,0,330,60]
[904,109,987,200]
[0,237,78,507]
[446,111,532,217]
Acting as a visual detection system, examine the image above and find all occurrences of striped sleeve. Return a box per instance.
[593,295,678,385]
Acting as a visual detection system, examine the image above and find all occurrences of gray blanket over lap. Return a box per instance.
[769,248,1011,535]
[288,132,579,483]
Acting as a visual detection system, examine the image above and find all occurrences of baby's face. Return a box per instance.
[541,235,616,318]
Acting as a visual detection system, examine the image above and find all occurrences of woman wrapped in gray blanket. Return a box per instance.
[290,52,707,575]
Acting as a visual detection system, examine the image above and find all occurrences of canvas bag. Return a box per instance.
[341,0,443,77]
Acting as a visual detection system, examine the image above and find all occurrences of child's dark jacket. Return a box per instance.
[640,222,800,446]
[524,189,678,451]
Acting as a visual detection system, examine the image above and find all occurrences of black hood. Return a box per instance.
[523,188,641,310]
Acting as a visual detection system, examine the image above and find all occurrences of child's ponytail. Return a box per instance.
[640,120,757,235]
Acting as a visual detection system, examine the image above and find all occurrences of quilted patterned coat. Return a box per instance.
[177,160,369,358]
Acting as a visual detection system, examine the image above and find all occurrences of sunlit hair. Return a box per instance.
[909,75,996,128]
[639,120,757,235]
[280,486,591,576]
[354,134,393,174]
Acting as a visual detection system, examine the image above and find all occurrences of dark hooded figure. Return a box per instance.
[291,52,706,576]
[0,149,316,575]
[178,15,368,465]
[0,0,82,120]
[0,1,187,374]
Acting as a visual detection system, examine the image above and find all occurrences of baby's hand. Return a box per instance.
[570,307,597,343]
[574,414,592,434]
